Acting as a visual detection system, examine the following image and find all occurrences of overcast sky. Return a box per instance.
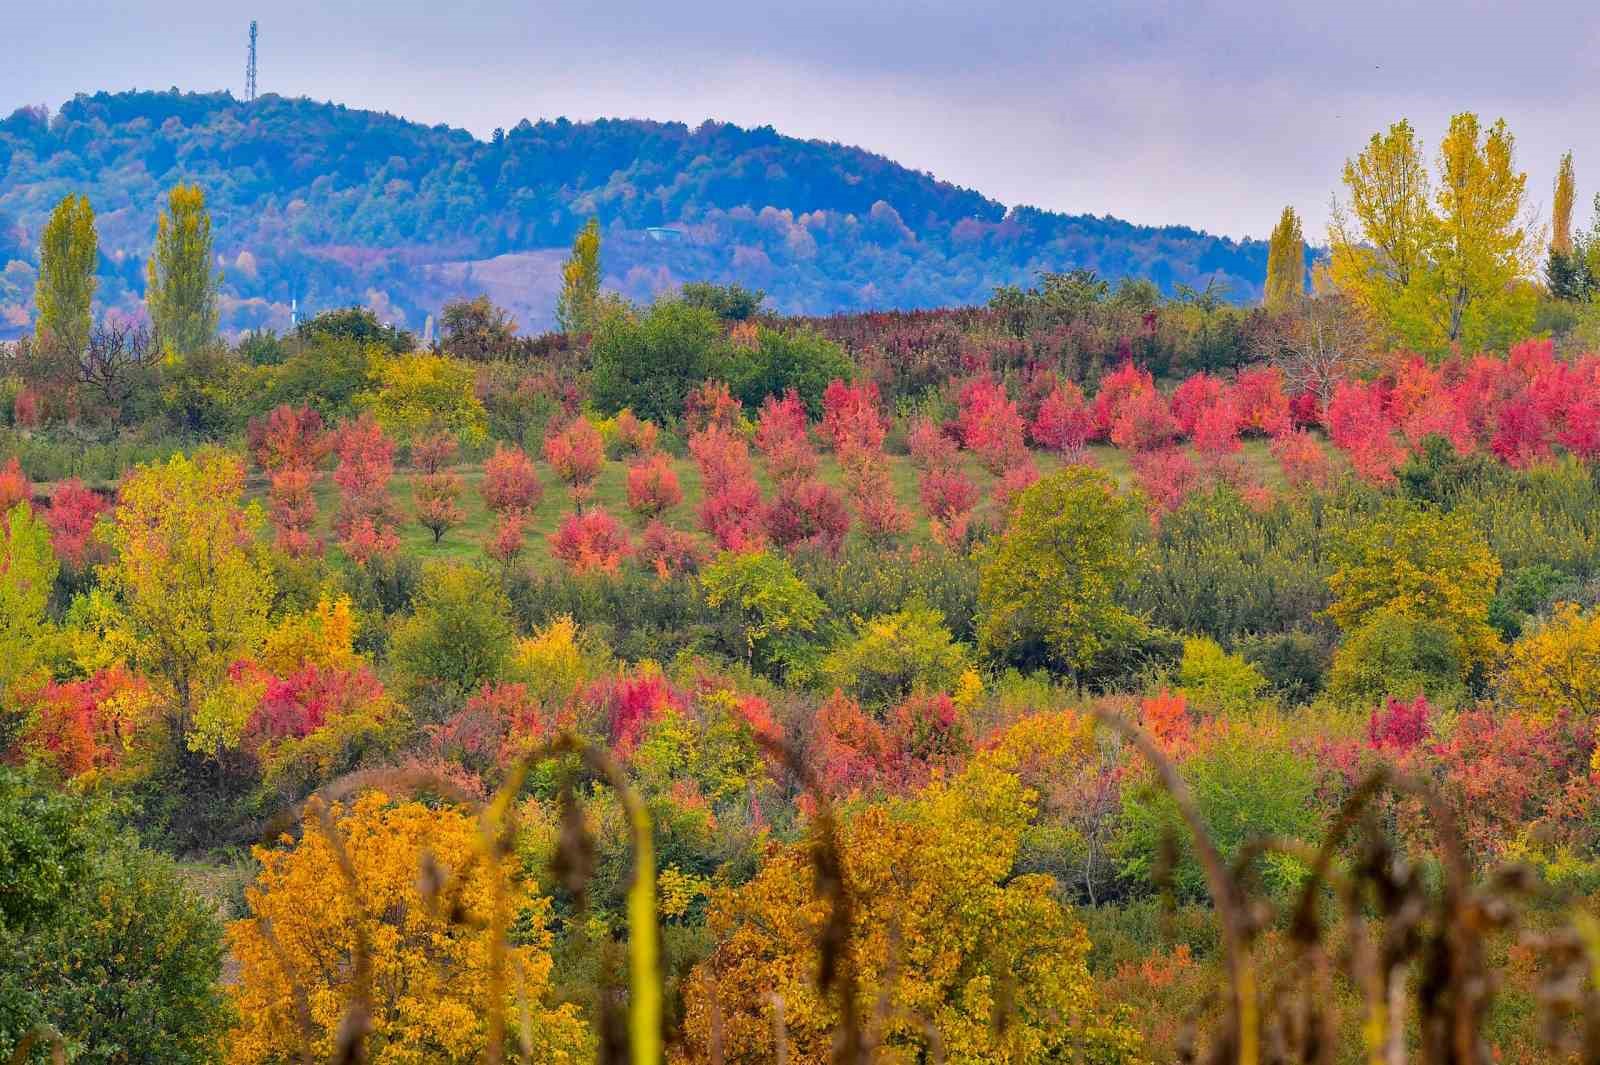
[8,0,1599,241]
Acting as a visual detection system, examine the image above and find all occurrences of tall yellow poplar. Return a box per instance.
[1263,205,1306,310]
[1552,150,1576,256]
[555,217,601,336]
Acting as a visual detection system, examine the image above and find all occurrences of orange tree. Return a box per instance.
[677,757,1142,1063]
[227,791,590,1063]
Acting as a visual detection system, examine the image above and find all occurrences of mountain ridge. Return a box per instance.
[0,89,1271,336]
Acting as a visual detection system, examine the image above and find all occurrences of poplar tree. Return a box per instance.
[1552,151,1576,256]
[146,184,220,355]
[555,216,601,336]
[34,194,97,353]
[1263,206,1305,310]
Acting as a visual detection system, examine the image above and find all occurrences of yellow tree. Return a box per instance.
[1325,500,1503,673]
[1500,603,1600,720]
[1428,114,1536,348]
[146,183,220,355]
[97,448,273,751]
[34,193,98,354]
[555,217,601,336]
[1329,114,1536,351]
[1263,206,1305,310]
[1552,150,1576,257]
[679,759,1141,1064]
[228,791,590,1063]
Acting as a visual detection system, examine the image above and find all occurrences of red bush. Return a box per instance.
[1109,387,1180,453]
[1132,447,1198,518]
[820,379,886,458]
[626,453,684,517]
[43,479,108,568]
[0,457,32,513]
[247,405,330,473]
[548,507,633,574]
[992,458,1040,514]
[1169,374,1225,436]
[1231,366,1292,437]
[957,377,1028,473]
[1030,383,1095,456]
[1093,360,1156,438]
[481,443,544,515]
[544,417,605,503]
[485,512,527,566]
[698,479,766,551]
[1270,430,1332,491]
[685,380,744,434]
[638,520,705,577]
[907,415,960,470]
[613,409,660,456]
[766,478,851,556]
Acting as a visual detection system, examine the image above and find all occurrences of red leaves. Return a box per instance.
[543,417,605,505]
[690,425,765,550]
[1132,447,1198,518]
[626,453,684,518]
[1327,380,1403,485]
[639,519,704,578]
[812,689,973,797]
[412,432,465,543]
[43,478,108,568]
[485,512,527,566]
[247,405,331,474]
[1030,382,1095,456]
[908,416,960,471]
[765,477,850,556]
[820,378,886,458]
[0,457,29,513]
[755,391,818,484]
[918,465,979,544]
[333,413,400,562]
[957,377,1027,473]
[482,443,544,515]
[1109,387,1180,453]
[1270,430,1332,490]
[548,507,633,574]
[20,665,147,778]
[1366,694,1431,753]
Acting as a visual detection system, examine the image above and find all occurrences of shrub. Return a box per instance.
[481,442,543,515]
[907,415,960,470]
[1110,387,1180,452]
[625,453,684,518]
[1030,382,1095,456]
[918,465,980,544]
[638,520,705,578]
[1328,608,1466,707]
[543,416,605,505]
[388,562,517,706]
[765,477,850,556]
[1176,636,1269,710]
[821,604,972,706]
[548,507,634,574]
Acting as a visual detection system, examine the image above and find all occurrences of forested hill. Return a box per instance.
[0,89,1271,336]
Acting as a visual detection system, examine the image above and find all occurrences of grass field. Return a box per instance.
[294,438,1284,569]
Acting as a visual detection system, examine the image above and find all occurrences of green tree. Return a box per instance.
[145,184,220,356]
[680,281,766,320]
[0,769,230,1063]
[1326,499,1503,675]
[555,217,601,336]
[702,550,825,679]
[978,466,1145,678]
[388,562,516,709]
[723,325,853,415]
[590,299,723,423]
[34,194,97,354]
[1117,720,1318,901]
[1263,205,1305,310]
[820,604,972,707]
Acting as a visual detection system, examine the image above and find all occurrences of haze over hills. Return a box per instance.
[0,89,1273,338]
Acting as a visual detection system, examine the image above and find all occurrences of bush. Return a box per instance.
[0,769,230,1063]
[1237,630,1329,705]
[388,563,517,711]
[820,605,972,707]
[1176,636,1269,711]
[1328,609,1466,707]
[590,300,724,423]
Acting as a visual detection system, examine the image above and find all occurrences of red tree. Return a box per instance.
[544,417,605,507]
[957,377,1028,473]
[626,453,684,517]
[548,507,634,574]
[43,479,108,569]
[1110,387,1180,453]
[766,478,851,556]
[1030,383,1095,457]
[918,466,980,545]
[638,520,705,578]
[1169,374,1225,436]
[485,512,527,567]
[0,457,29,513]
[907,416,960,471]
[482,443,543,515]
[1132,447,1198,518]
[333,414,400,561]
[411,432,465,543]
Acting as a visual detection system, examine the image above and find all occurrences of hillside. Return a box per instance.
[0,90,1271,337]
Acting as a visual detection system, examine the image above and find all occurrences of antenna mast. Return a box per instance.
[246,21,258,102]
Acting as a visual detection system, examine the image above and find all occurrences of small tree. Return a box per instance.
[548,507,633,574]
[410,432,464,543]
[481,442,543,515]
[34,193,98,355]
[978,465,1145,676]
[555,217,601,336]
[625,452,683,518]
[543,416,604,507]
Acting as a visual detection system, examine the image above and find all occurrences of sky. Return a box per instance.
[7,0,1599,241]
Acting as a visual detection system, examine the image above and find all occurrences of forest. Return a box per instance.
[4,107,1600,1063]
[0,90,1274,337]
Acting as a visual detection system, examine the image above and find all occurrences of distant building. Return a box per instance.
[645,227,685,243]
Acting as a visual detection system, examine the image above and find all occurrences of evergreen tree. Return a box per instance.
[1263,206,1305,310]
[145,184,220,355]
[34,194,97,354]
[555,216,601,336]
